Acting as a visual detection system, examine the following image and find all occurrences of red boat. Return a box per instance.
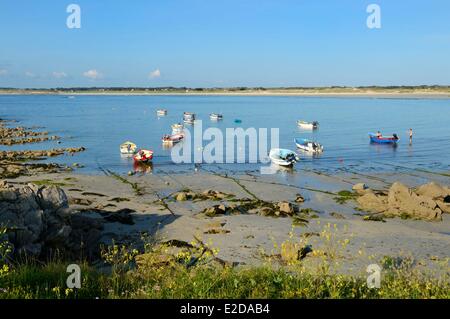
[133,149,153,163]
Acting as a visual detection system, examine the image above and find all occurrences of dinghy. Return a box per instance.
[156,109,167,116]
[297,120,319,130]
[183,118,195,125]
[269,148,299,167]
[162,133,184,144]
[210,113,223,121]
[369,133,399,144]
[171,123,184,132]
[133,149,153,163]
[120,141,137,155]
[295,138,324,154]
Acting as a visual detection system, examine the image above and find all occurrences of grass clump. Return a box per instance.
[333,190,358,204]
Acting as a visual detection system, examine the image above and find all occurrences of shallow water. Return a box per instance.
[1,94,449,176]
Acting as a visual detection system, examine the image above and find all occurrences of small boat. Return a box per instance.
[183,118,195,125]
[133,149,154,163]
[295,138,324,153]
[369,133,400,144]
[157,109,167,116]
[120,141,137,155]
[269,148,299,167]
[183,112,195,119]
[171,123,184,131]
[162,133,184,144]
[234,119,242,124]
[297,120,319,130]
[210,113,223,121]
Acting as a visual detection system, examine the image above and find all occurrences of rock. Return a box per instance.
[436,200,450,214]
[277,201,295,216]
[37,186,68,211]
[415,182,450,200]
[203,205,227,217]
[175,192,187,201]
[0,180,7,188]
[0,189,17,201]
[357,192,388,213]
[295,194,305,203]
[0,182,102,259]
[352,183,369,195]
[386,182,441,220]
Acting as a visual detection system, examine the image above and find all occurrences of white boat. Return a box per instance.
[120,141,137,155]
[210,113,223,121]
[269,148,299,167]
[297,120,319,130]
[183,118,195,125]
[157,109,167,116]
[162,133,184,144]
[171,123,184,133]
[295,138,324,154]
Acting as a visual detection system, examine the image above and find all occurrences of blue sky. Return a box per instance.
[1,0,450,88]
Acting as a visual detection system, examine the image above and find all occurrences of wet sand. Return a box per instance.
[6,168,450,275]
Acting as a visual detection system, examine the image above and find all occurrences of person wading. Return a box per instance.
[409,128,413,144]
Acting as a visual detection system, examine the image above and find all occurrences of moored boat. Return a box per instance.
[120,141,137,155]
[133,149,154,163]
[297,120,319,130]
[171,123,184,133]
[162,133,184,144]
[183,112,196,124]
[294,138,324,154]
[210,113,223,121]
[369,133,400,144]
[269,148,299,167]
[157,109,167,116]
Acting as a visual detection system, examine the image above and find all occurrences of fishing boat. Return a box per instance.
[210,113,223,121]
[156,109,167,116]
[269,148,299,167]
[162,133,184,144]
[369,133,400,144]
[183,118,195,125]
[133,149,154,163]
[297,120,319,130]
[120,141,137,155]
[294,138,324,154]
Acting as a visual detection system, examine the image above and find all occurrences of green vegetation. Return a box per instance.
[30,179,72,187]
[333,190,358,204]
[1,225,448,299]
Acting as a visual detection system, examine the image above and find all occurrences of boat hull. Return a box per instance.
[369,134,399,144]
[269,148,298,167]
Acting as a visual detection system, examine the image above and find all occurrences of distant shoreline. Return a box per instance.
[1,89,450,99]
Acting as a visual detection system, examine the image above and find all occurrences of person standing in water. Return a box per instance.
[409,128,413,144]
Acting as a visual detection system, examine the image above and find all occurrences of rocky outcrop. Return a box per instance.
[0,180,103,259]
[356,182,450,221]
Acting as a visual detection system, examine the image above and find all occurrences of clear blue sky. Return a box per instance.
[1,0,450,88]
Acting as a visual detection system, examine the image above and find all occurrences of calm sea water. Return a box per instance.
[1,95,449,176]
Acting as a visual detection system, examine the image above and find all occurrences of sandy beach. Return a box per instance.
[5,167,449,276]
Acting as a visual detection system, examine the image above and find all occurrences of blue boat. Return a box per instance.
[369,133,400,144]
